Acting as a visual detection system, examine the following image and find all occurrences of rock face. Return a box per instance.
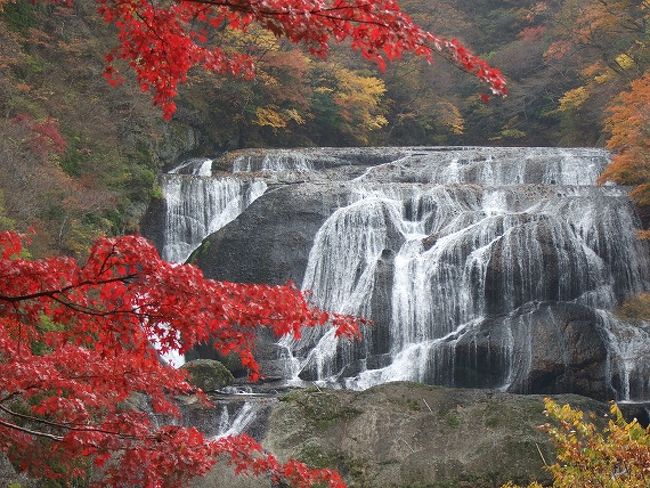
[141,147,650,402]
[191,383,610,488]
[191,184,353,285]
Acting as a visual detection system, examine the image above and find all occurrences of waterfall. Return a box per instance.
[147,147,650,401]
[597,310,650,401]
[275,147,650,400]
[213,402,263,439]
[160,158,267,263]
[233,150,313,173]
[153,158,266,367]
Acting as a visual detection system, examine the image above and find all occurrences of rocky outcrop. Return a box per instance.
[451,302,613,398]
[182,359,234,391]
[139,195,167,252]
[191,383,611,488]
[190,183,353,285]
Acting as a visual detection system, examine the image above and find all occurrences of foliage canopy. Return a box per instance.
[503,398,650,488]
[0,231,361,486]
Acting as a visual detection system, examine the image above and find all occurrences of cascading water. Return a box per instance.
[233,150,314,173]
[271,147,650,401]
[153,158,267,367]
[145,146,650,403]
[214,402,263,439]
[159,158,267,263]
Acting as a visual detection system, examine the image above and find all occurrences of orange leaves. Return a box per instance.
[0,231,361,486]
[544,40,572,61]
[78,0,508,119]
[598,72,650,206]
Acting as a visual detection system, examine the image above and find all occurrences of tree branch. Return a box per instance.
[0,274,137,303]
[0,418,64,442]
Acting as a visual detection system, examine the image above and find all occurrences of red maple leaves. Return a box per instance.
[55,0,507,118]
[0,231,361,486]
[12,113,66,158]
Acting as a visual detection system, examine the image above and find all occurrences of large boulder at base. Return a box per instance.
[181,359,234,391]
[191,383,609,488]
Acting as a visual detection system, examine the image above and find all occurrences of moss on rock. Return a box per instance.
[262,383,608,488]
[181,359,234,391]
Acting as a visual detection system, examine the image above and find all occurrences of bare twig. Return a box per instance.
[422,398,433,414]
[535,442,548,466]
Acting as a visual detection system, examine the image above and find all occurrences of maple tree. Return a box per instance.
[0,230,362,486]
[2,0,508,119]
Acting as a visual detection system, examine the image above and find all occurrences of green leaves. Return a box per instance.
[88,0,507,119]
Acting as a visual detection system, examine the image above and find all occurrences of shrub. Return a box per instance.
[503,399,650,488]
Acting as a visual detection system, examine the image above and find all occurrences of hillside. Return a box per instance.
[0,0,647,256]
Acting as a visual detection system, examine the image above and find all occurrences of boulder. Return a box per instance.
[181,359,234,391]
[451,302,614,400]
[265,384,607,488]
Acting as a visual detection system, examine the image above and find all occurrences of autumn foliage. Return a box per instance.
[0,231,361,486]
[598,72,650,218]
[18,0,506,119]
[12,112,66,158]
[503,398,650,488]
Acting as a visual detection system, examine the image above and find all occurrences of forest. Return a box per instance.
[0,0,647,256]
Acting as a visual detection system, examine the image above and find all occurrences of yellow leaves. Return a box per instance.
[503,398,650,488]
[254,105,305,129]
[334,68,387,115]
[615,53,636,70]
[435,102,465,135]
[224,27,281,53]
[330,67,388,140]
[498,129,527,140]
[254,107,286,128]
[257,71,279,88]
[594,72,614,84]
[558,86,590,112]
[501,483,543,488]
[284,109,305,125]
[581,63,615,84]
